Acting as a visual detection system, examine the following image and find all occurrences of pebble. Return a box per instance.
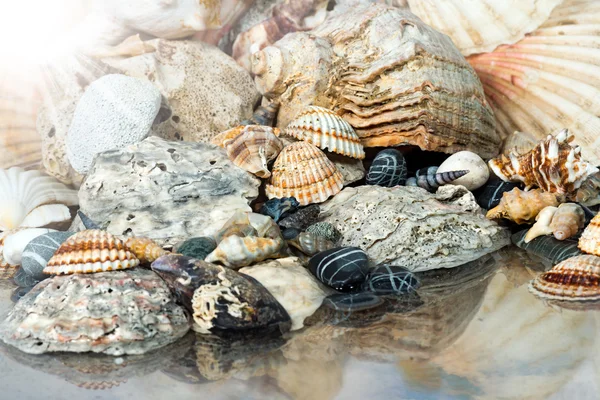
[366,149,407,187]
[282,228,301,240]
[21,231,74,281]
[259,197,300,222]
[363,264,420,295]
[323,292,384,312]
[306,222,342,244]
[308,247,369,292]
[13,268,42,288]
[279,204,320,231]
[175,237,217,260]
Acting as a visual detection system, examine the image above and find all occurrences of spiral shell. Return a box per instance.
[550,203,585,241]
[524,206,557,244]
[529,255,600,302]
[223,125,284,178]
[288,232,335,256]
[266,141,344,206]
[204,235,285,269]
[44,230,140,275]
[579,213,600,256]
[486,188,564,224]
[125,237,168,264]
[285,106,365,159]
[416,170,469,193]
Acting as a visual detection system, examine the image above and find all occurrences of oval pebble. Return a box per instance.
[175,237,217,260]
[363,264,420,295]
[279,204,320,231]
[282,228,301,240]
[476,180,520,210]
[366,149,407,187]
[21,231,74,281]
[13,267,42,288]
[323,292,383,312]
[308,246,369,292]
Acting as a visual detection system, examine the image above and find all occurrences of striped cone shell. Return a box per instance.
[285,106,365,159]
[44,230,139,275]
[125,237,168,264]
[416,170,469,192]
[579,213,600,256]
[529,255,600,302]
[224,125,283,178]
[266,141,344,206]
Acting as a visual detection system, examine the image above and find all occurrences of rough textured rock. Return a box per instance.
[320,185,510,271]
[74,137,261,246]
[328,153,365,185]
[0,268,189,355]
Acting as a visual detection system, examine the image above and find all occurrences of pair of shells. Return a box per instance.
[524,203,585,243]
[486,188,564,224]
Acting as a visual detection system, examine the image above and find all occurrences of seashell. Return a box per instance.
[415,166,438,178]
[285,106,365,159]
[259,197,300,223]
[266,141,344,206]
[323,292,383,312]
[501,130,538,157]
[416,170,469,193]
[308,247,369,292]
[0,230,16,272]
[21,231,75,281]
[529,255,600,302]
[366,149,407,187]
[223,125,284,178]
[550,203,585,241]
[524,206,557,244]
[407,0,562,56]
[278,204,320,231]
[3,228,55,266]
[468,0,600,165]
[288,232,335,256]
[240,102,280,127]
[405,177,417,187]
[486,188,564,224]
[488,129,599,197]
[205,235,285,269]
[476,180,520,210]
[579,213,600,256]
[174,237,217,260]
[253,4,500,158]
[125,237,168,264]
[512,229,583,266]
[43,230,140,275]
[0,167,79,231]
[437,151,489,191]
[575,173,600,207]
[306,222,342,245]
[362,264,420,295]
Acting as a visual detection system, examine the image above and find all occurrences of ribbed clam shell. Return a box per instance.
[529,255,600,301]
[285,106,365,159]
[224,125,283,178]
[125,237,168,264]
[469,0,600,165]
[266,141,344,206]
[579,213,600,256]
[486,188,564,224]
[44,230,140,275]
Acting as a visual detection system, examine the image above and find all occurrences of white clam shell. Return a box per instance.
[437,151,490,191]
[3,228,56,266]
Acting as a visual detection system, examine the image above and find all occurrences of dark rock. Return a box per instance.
[363,264,420,295]
[175,237,217,260]
[278,204,320,231]
[12,268,42,288]
[511,229,583,265]
[259,197,300,222]
[323,292,383,312]
[21,231,74,281]
[366,149,407,187]
[308,247,369,292]
[476,180,520,210]
[306,222,341,244]
[281,228,301,240]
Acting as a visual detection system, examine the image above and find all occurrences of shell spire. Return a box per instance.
[550,203,585,241]
[416,170,469,192]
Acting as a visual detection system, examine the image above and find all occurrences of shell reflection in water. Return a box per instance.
[486,188,564,224]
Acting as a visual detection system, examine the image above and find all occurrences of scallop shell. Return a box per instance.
[223,125,284,178]
[529,255,600,302]
[488,129,599,197]
[550,203,585,241]
[285,106,365,159]
[0,167,79,231]
[486,188,564,224]
[579,213,600,256]
[468,0,600,165]
[43,230,140,275]
[124,237,168,264]
[524,206,557,244]
[266,141,344,206]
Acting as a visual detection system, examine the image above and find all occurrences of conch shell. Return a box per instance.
[125,237,168,264]
[524,206,557,244]
[579,213,600,256]
[486,188,564,224]
[488,129,599,197]
[550,203,585,241]
[288,231,335,256]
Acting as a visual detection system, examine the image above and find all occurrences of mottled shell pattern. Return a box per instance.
[285,106,365,159]
[124,237,169,264]
[44,230,140,275]
[579,213,600,257]
[225,125,284,179]
[486,188,564,224]
[488,129,599,197]
[266,141,344,206]
[529,255,600,302]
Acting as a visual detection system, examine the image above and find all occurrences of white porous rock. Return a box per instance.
[240,257,334,331]
[437,151,490,191]
[320,185,510,272]
[66,74,161,174]
[74,137,261,246]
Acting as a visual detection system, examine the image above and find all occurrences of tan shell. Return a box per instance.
[529,255,600,302]
[486,188,564,224]
[285,106,365,159]
[223,125,284,178]
[579,213,600,256]
[468,0,600,165]
[488,129,599,197]
[211,124,281,148]
[204,235,285,269]
[266,141,344,206]
[252,4,499,158]
[44,230,140,275]
[124,237,168,264]
[288,231,335,256]
[575,173,600,207]
[550,203,585,241]
[0,230,17,277]
[524,206,557,244]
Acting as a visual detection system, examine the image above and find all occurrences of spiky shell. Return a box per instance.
[486,188,564,224]
[524,206,557,243]
[488,129,599,196]
[222,125,283,178]
[550,203,585,241]
[205,235,284,269]
[44,230,140,275]
[529,255,600,302]
[125,237,168,264]
[0,167,78,231]
[579,213,600,256]
[266,141,344,206]
[285,106,365,159]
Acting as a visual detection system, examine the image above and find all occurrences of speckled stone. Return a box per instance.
[21,232,74,281]
[13,268,41,288]
[366,149,407,187]
[363,264,420,295]
[306,222,342,244]
[279,205,320,231]
[175,237,217,260]
[308,247,369,292]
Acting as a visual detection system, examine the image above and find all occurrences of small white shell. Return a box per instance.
[3,228,56,266]
[437,151,489,191]
[524,206,557,243]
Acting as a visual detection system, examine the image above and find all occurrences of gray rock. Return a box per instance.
[320,185,510,272]
[74,137,261,246]
[21,231,75,281]
[328,153,365,185]
[67,74,161,174]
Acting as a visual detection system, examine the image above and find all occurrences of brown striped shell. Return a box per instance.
[223,125,283,178]
[266,141,344,206]
[486,188,564,224]
[124,237,168,264]
[550,203,585,241]
[579,213,600,256]
[211,125,281,148]
[44,230,140,275]
[528,255,600,302]
[285,106,365,159]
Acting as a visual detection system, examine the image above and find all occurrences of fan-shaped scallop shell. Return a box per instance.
[529,255,600,302]
[285,106,365,159]
[486,188,564,224]
[124,237,168,264]
[44,230,140,275]
[223,125,283,178]
[266,141,344,206]
[469,0,600,165]
[579,213,600,256]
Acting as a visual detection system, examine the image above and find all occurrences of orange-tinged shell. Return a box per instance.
[266,141,344,206]
[550,203,585,241]
[285,106,365,159]
[223,125,284,178]
[211,125,282,148]
[528,255,600,302]
[579,213,600,256]
[0,230,17,276]
[486,188,564,224]
[125,237,168,264]
[44,230,139,275]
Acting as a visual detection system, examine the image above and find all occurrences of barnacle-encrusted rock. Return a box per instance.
[74,137,261,246]
[320,185,510,271]
[0,268,189,355]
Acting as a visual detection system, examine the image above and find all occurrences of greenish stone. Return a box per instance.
[176,237,217,260]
